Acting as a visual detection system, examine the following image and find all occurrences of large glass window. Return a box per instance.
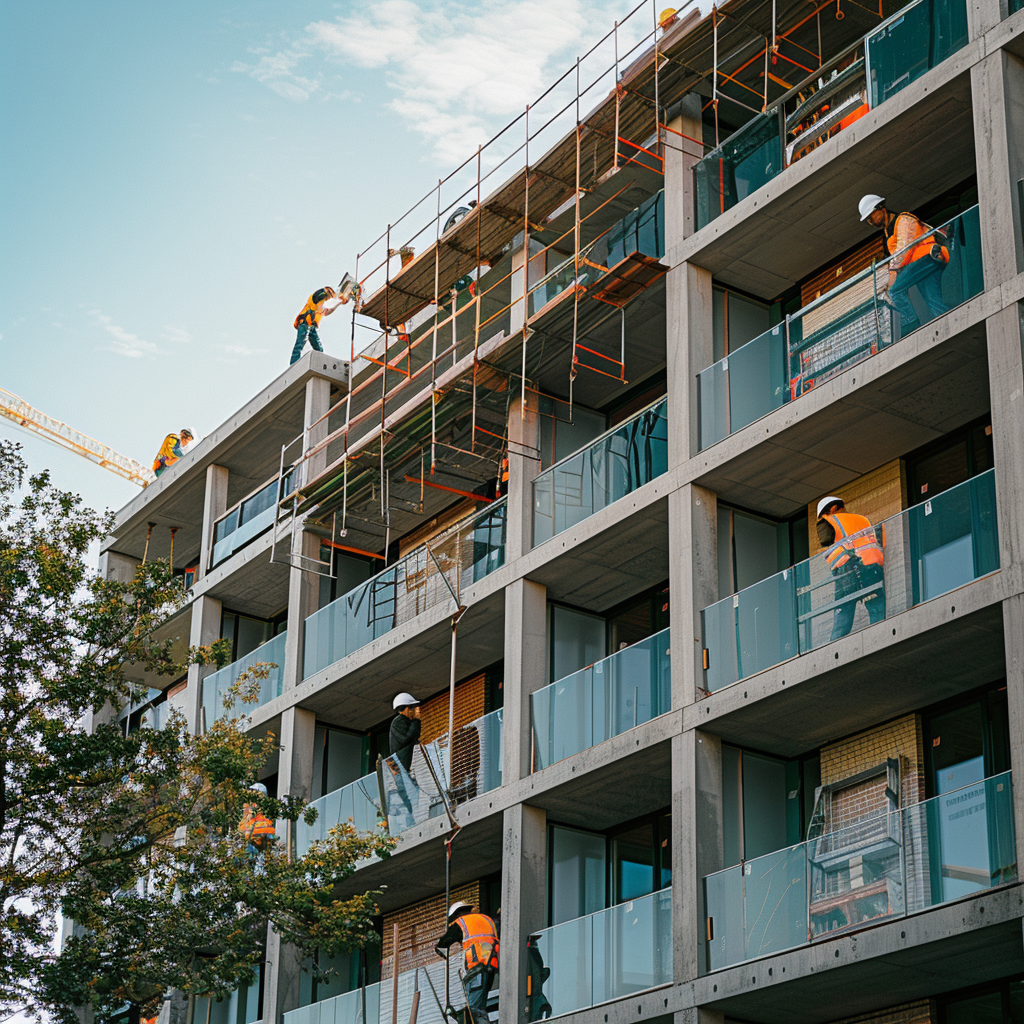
[538,397,606,472]
[712,287,772,363]
[312,725,366,800]
[550,826,607,926]
[906,417,994,507]
[717,506,793,597]
[549,605,606,682]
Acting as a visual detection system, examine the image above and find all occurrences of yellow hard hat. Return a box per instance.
[660,8,678,25]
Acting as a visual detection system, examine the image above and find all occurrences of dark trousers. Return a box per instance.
[291,322,322,364]
[463,964,496,1024]
[890,258,949,335]
[830,562,886,641]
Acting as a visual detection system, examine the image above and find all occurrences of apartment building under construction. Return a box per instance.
[101,0,1024,1020]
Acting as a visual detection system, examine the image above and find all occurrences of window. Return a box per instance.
[712,287,772,362]
[905,416,994,506]
[220,609,285,661]
[550,826,607,925]
[549,605,606,682]
[312,725,367,800]
[538,396,606,471]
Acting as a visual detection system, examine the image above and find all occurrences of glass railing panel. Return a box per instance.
[284,984,382,1024]
[605,190,665,265]
[697,206,982,450]
[694,113,784,231]
[702,469,998,690]
[533,397,668,545]
[529,887,672,1020]
[202,631,287,726]
[866,0,969,108]
[528,255,594,318]
[704,773,1015,972]
[212,478,279,567]
[304,502,505,679]
[379,742,449,835]
[296,773,382,858]
[531,629,671,770]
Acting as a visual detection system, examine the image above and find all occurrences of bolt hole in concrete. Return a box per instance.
[901,932,906,939]
[980,906,985,913]
[768,968,773,976]
[744,691,747,698]
[951,605,956,613]
[893,628,897,635]
[835,652,840,659]
[713,985,718,993]
[835,950,840,957]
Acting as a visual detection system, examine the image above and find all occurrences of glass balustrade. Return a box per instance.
[528,887,673,1020]
[201,631,287,727]
[211,477,280,568]
[697,205,983,450]
[693,0,970,229]
[531,629,671,770]
[295,773,382,858]
[533,397,668,545]
[704,772,1016,972]
[283,983,381,1024]
[379,708,504,834]
[139,701,176,731]
[702,469,998,691]
[304,501,506,679]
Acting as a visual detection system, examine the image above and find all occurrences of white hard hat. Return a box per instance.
[448,901,472,919]
[393,692,419,710]
[249,782,268,795]
[858,194,885,221]
[817,495,845,517]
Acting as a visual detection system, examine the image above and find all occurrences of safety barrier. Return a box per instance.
[295,773,381,858]
[704,772,1016,971]
[531,628,671,770]
[533,396,668,545]
[701,469,999,692]
[697,205,983,450]
[527,887,673,1020]
[201,631,287,727]
[210,475,280,568]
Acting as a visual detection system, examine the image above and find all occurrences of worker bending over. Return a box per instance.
[435,901,499,1024]
[816,494,886,642]
[291,285,341,364]
[858,194,950,335]
[151,428,193,478]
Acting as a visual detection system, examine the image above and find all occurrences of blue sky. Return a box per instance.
[0,0,657,520]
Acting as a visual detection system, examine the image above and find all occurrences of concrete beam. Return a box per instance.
[197,464,228,580]
[499,802,547,1024]
[98,549,139,583]
[503,578,547,782]
[186,594,222,735]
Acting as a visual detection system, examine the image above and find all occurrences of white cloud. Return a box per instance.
[88,309,163,359]
[232,48,320,102]
[160,325,191,346]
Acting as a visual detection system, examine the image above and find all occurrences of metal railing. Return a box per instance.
[533,396,668,545]
[701,469,999,692]
[704,772,1017,971]
[531,629,671,770]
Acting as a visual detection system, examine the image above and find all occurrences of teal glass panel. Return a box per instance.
[202,630,287,726]
[529,887,672,1020]
[605,190,666,265]
[866,0,969,107]
[295,773,382,858]
[694,114,784,230]
[533,397,668,545]
[211,476,279,567]
[531,629,671,770]
[303,501,506,678]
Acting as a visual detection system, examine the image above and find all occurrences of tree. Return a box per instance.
[0,441,394,1021]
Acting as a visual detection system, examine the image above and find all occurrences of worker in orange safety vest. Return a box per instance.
[435,901,499,1024]
[816,494,886,642]
[151,428,193,478]
[238,782,276,852]
[858,194,950,336]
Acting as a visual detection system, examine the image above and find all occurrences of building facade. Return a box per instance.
[101,0,1024,1021]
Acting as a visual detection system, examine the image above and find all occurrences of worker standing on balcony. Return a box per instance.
[291,285,340,364]
[151,428,193,478]
[435,901,499,1024]
[816,495,886,641]
[388,692,421,824]
[858,194,950,335]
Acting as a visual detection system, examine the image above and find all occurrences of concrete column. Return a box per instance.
[668,484,718,709]
[663,94,704,254]
[98,549,139,583]
[499,802,547,1024]
[1003,594,1024,864]
[263,706,317,1023]
[197,464,229,579]
[505,391,541,562]
[672,729,723,985]
[283,530,322,692]
[972,52,1024,285]
[666,263,714,467]
[503,578,548,782]
[303,375,332,484]
[186,594,222,735]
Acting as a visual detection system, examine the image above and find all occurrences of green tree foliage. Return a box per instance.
[0,442,394,1020]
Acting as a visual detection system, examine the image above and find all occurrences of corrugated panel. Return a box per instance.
[382,882,481,979]
[801,237,887,306]
[420,674,487,744]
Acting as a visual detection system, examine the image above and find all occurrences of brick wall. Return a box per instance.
[827,998,937,1023]
[382,882,481,979]
[419,673,487,744]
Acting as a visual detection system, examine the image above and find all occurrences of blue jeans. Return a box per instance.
[890,257,949,336]
[463,965,496,1024]
[830,562,886,641]
[291,322,322,364]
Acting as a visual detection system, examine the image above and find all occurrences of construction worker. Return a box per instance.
[151,428,193,478]
[435,901,499,1024]
[238,782,276,853]
[858,195,950,335]
[816,494,886,642]
[291,285,340,364]
[387,692,421,825]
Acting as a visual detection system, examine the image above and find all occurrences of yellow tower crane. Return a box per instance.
[0,386,154,487]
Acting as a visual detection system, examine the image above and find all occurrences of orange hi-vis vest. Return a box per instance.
[152,433,183,474]
[887,213,949,268]
[456,913,499,972]
[294,293,327,329]
[239,804,276,843]
[822,512,885,572]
